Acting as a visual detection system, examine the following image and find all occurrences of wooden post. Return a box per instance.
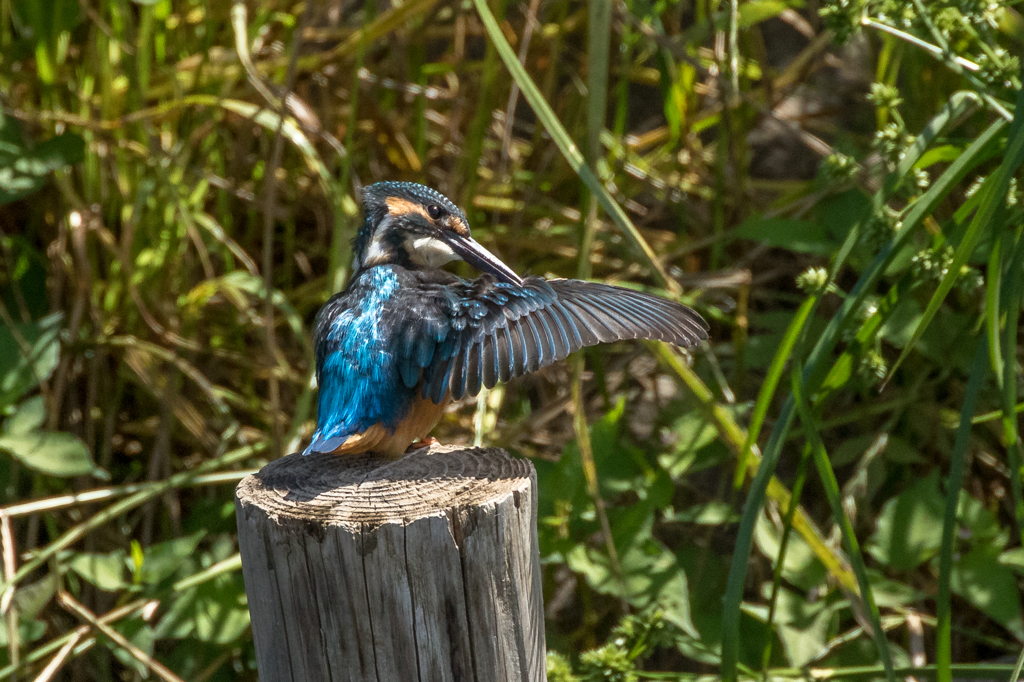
[235,444,547,682]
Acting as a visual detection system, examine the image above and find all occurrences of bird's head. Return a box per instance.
[352,182,522,285]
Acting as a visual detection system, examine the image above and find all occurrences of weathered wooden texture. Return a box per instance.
[235,444,546,682]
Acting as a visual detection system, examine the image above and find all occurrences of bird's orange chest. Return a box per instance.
[329,394,450,459]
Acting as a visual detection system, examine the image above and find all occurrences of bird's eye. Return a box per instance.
[426,204,443,220]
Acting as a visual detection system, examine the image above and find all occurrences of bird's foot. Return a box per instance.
[405,436,440,453]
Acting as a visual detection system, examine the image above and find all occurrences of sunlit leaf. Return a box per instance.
[734,217,833,256]
[0,312,63,410]
[68,551,129,592]
[0,114,84,203]
[3,395,45,436]
[867,470,945,570]
[768,587,838,667]
[951,545,1024,639]
[136,532,205,585]
[754,511,827,591]
[0,429,98,477]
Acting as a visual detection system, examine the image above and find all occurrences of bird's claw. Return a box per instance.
[406,436,440,453]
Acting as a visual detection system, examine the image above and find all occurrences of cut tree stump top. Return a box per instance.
[236,443,534,528]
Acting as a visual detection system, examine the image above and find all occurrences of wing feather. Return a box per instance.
[551,300,588,348]
[429,275,708,400]
[466,341,483,398]
[482,335,498,389]
[539,306,571,361]
[495,325,513,383]
[521,313,545,372]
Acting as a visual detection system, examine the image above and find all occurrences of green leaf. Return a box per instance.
[754,511,826,591]
[734,217,833,255]
[738,0,789,27]
[12,574,57,619]
[791,367,894,681]
[868,470,945,570]
[666,501,738,525]
[107,619,155,676]
[68,551,129,592]
[566,542,695,636]
[815,188,873,243]
[136,532,205,585]
[652,571,696,638]
[0,115,85,203]
[895,92,980,185]
[0,574,54,646]
[721,115,1006,682]
[867,570,924,608]
[191,591,251,643]
[999,547,1024,574]
[0,616,46,647]
[156,579,250,643]
[768,587,838,667]
[936,340,989,682]
[914,145,964,169]
[660,411,719,478]
[957,491,1009,550]
[3,395,45,436]
[0,313,63,410]
[951,545,1024,639]
[0,429,98,477]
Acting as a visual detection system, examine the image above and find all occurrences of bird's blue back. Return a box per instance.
[308,266,409,452]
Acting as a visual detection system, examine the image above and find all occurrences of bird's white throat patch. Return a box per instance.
[407,236,457,267]
[361,235,390,268]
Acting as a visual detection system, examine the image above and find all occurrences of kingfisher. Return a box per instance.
[304,182,709,458]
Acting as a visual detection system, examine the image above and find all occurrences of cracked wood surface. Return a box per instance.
[235,444,546,682]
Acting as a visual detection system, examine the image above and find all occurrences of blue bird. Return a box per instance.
[304,182,709,458]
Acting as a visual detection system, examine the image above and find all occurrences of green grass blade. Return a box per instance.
[735,293,819,489]
[722,106,1007,682]
[1001,229,1024,543]
[1010,646,1024,682]
[987,227,1024,545]
[886,85,1024,382]
[461,0,506,203]
[985,232,1004,387]
[791,364,896,682]
[936,340,989,682]
[586,0,610,166]
[760,440,812,673]
[891,91,980,191]
[472,0,678,291]
[722,398,797,682]
[578,0,611,279]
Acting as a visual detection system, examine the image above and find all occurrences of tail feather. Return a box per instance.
[302,424,391,456]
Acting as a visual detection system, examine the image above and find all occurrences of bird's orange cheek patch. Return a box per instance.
[448,216,470,237]
[385,196,432,221]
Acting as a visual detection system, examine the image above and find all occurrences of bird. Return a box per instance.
[304,181,709,458]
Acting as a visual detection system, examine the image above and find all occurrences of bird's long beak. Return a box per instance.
[446,234,523,286]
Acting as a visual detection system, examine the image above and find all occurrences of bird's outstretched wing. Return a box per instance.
[406,276,708,403]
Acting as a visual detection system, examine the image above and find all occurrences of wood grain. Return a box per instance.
[235,444,546,682]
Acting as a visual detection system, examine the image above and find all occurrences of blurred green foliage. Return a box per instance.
[0,0,1023,679]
